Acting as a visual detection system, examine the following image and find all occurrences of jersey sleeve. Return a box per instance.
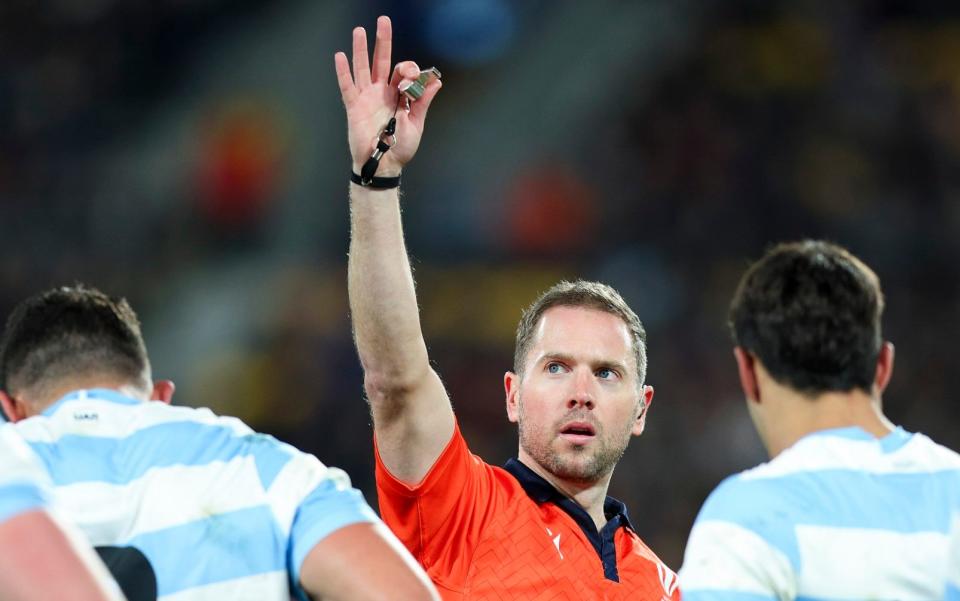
[679,477,797,601]
[249,434,378,595]
[0,426,51,524]
[375,419,499,592]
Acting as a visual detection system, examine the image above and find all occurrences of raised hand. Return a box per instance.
[335,16,441,178]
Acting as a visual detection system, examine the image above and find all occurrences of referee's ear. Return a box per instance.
[150,380,176,405]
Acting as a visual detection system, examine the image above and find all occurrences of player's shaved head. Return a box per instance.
[0,285,151,401]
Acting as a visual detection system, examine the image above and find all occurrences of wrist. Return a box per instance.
[350,171,401,190]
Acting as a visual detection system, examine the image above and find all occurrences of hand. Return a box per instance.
[335,16,441,177]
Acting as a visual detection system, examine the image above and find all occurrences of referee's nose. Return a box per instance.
[566,368,596,410]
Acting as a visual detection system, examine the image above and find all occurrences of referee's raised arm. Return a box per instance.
[336,15,451,486]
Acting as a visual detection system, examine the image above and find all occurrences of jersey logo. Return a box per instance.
[545,527,564,560]
[656,562,678,598]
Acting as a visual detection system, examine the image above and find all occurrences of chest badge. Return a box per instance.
[545,527,564,560]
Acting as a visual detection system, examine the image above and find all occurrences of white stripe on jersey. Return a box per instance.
[55,456,265,544]
[948,513,960,599]
[0,425,51,488]
[265,452,340,538]
[796,525,947,599]
[680,520,794,596]
[15,397,252,443]
[742,431,960,480]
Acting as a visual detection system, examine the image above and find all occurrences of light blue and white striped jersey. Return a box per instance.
[0,424,50,523]
[12,388,378,601]
[947,513,960,601]
[680,426,960,601]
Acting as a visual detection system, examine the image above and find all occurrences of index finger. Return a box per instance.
[334,51,358,106]
[371,15,392,83]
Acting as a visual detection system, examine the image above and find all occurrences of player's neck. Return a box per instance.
[22,378,150,415]
[762,388,895,458]
[517,454,613,531]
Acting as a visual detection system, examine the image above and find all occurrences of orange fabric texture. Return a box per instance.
[375,422,681,601]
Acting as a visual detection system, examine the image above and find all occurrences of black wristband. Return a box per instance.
[351,171,401,189]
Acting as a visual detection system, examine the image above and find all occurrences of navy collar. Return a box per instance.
[503,457,634,581]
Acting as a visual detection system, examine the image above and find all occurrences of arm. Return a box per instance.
[300,522,439,601]
[335,15,453,484]
[0,510,123,601]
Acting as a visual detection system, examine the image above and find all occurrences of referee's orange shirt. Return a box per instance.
[375,421,681,601]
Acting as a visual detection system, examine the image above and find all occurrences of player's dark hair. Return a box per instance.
[729,240,884,396]
[514,280,647,385]
[0,285,150,395]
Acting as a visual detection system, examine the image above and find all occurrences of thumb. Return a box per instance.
[408,79,442,127]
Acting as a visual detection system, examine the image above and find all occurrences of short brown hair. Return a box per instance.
[0,285,151,397]
[513,280,647,385]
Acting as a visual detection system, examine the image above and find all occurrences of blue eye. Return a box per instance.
[596,368,615,379]
[547,363,563,374]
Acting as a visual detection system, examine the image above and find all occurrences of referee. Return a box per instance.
[337,16,680,600]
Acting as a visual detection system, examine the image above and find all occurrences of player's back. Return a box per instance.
[14,388,369,601]
[0,424,50,517]
[681,426,960,600]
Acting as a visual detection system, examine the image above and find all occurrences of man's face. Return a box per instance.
[505,306,652,484]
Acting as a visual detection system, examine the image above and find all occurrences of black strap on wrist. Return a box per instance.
[350,172,401,189]
[359,117,398,185]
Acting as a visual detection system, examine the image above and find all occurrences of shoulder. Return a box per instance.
[900,433,960,471]
[695,467,800,528]
[377,419,511,499]
[681,471,799,595]
[0,424,49,492]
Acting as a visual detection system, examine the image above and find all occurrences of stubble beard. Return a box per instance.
[517,396,634,484]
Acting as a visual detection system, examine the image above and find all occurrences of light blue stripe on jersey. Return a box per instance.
[948,583,960,601]
[28,422,296,489]
[0,481,48,523]
[682,591,776,601]
[288,476,379,585]
[129,505,285,596]
[698,469,960,567]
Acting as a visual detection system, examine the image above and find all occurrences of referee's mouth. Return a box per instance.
[559,422,596,444]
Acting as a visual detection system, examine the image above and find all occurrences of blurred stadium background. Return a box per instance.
[3,0,959,567]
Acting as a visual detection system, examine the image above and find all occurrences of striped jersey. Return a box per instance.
[680,426,960,600]
[12,388,378,601]
[948,513,960,601]
[0,424,50,523]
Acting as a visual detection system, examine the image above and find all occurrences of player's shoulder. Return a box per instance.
[695,454,812,532]
[0,424,48,483]
[0,423,35,458]
[901,431,960,470]
[133,401,253,433]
